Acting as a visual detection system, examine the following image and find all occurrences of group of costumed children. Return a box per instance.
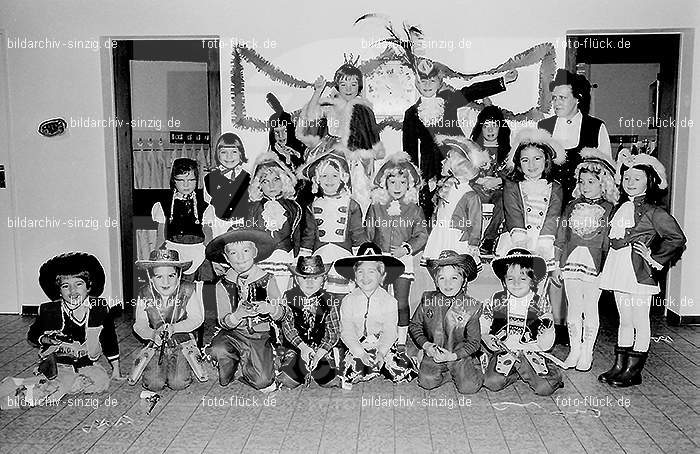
[15,54,686,406]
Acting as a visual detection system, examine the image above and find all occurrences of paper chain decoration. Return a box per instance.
[231,43,557,132]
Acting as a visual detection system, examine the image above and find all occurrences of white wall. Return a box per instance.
[0,0,698,315]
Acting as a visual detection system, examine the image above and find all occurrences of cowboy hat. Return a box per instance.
[135,248,193,270]
[287,255,332,277]
[333,242,405,285]
[491,248,547,282]
[39,252,105,301]
[205,227,276,264]
[425,250,478,283]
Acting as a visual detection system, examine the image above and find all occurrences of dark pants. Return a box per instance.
[481,189,504,242]
[393,277,411,328]
[419,186,436,232]
[483,352,563,396]
[418,355,484,394]
[277,348,337,387]
[142,344,192,391]
[209,329,274,390]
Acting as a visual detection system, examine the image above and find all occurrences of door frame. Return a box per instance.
[565,28,694,320]
[100,36,220,307]
[0,29,21,314]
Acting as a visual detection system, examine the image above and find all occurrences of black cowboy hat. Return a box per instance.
[426,250,478,283]
[491,248,547,282]
[39,252,105,300]
[205,227,276,264]
[334,242,405,285]
[287,255,332,277]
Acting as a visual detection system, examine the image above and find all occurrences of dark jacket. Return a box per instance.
[27,298,119,361]
[249,198,315,255]
[403,78,506,184]
[409,290,482,359]
[609,196,686,285]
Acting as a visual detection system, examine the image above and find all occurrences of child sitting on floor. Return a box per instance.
[481,248,563,396]
[410,250,483,394]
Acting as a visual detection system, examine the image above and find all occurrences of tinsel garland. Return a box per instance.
[231,43,557,132]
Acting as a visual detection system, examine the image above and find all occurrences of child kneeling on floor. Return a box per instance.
[277,256,342,388]
[410,250,483,394]
[205,228,284,391]
[335,243,417,388]
[480,249,563,396]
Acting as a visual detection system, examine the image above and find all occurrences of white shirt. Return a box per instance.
[552,111,612,162]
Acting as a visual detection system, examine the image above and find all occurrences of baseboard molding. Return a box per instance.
[667,310,700,326]
[21,305,39,316]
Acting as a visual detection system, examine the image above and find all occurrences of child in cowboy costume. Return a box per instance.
[335,243,418,387]
[205,228,285,391]
[28,252,120,389]
[410,251,483,394]
[481,249,563,396]
[130,248,206,391]
[277,256,341,388]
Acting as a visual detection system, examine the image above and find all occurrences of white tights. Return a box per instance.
[614,292,652,352]
[565,279,600,334]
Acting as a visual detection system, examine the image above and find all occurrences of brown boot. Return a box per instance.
[609,350,648,387]
[598,345,631,383]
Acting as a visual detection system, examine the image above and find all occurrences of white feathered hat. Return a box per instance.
[575,147,616,178]
[615,148,668,190]
[506,128,566,168]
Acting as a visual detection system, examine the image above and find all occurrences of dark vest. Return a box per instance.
[220,273,272,333]
[489,291,545,343]
[284,288,333,348]
[160,192,207,243]
[204,169,251,220]
[539,114,604,202]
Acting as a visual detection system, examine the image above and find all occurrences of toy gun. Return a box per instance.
[157,329,170,365]
[180,338,209,382]
[128,342,157,385]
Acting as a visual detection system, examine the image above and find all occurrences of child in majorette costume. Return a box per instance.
[300,150,368,299]
[497,128,565,341]
[597,150,686,388]
[248,153,316,292]
[296,55,385,213]
[481,249,563,396]
[410,251,484,394]
[423,137,490,271]
[365,152,428,350]
[552,148,618,371]
[130,248,207,391]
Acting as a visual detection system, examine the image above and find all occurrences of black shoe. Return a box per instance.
[609,350,647,387]
[480,238,496,256]
[554,324,570,347]
[598,345,632,383]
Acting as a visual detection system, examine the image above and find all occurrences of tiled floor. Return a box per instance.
[0,268,698,453]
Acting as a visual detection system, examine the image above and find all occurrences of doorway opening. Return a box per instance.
[111,39,220,304]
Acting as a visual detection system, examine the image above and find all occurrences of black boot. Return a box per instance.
[598,345,631,383]
[609,350,648,387]
[480,238,496,256]
[554,324,570,347]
